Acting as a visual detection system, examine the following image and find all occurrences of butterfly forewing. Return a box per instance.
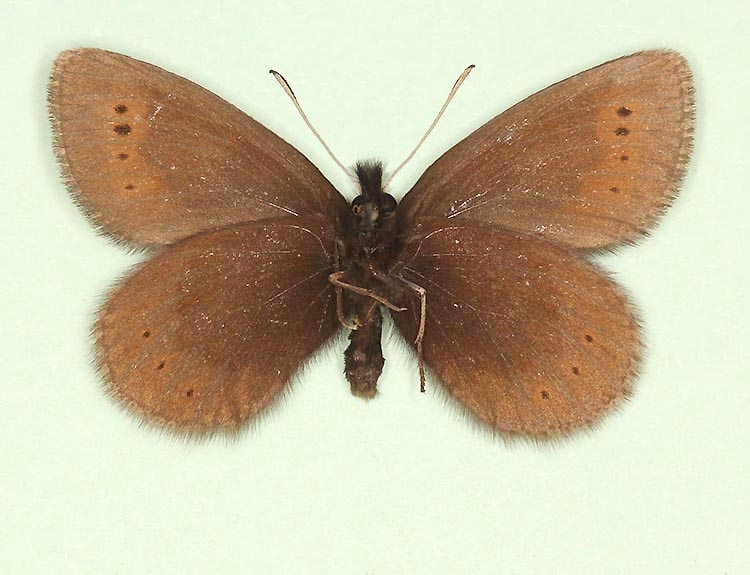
[392,219,640,438]
[399,50,694,249]
[95,216,340,436]
[49,49,348,247]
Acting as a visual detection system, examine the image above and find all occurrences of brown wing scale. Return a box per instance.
[399,50,694,249]
[49,49,349,247]
[392,219,640,438]
[95,216,340,436]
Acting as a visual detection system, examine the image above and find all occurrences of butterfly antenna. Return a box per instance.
[270,70,359,188]
[383,65,475,191]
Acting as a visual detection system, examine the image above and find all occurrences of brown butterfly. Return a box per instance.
[48,49,694,439]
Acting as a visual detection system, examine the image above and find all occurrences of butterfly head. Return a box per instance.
[351,161,398,250]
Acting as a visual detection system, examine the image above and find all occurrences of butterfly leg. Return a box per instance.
[358,299,381,327]
[332,240,359,330]
[328,272,407,313]
[329,271,406,399]
[394,275,427,393]
[328,268,399,398]
[365,265,427,392]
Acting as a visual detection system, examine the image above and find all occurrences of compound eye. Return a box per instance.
[380,193,397,217]
[351,196,366,216]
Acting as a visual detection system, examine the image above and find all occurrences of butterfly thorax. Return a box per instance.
[338,161,406,398]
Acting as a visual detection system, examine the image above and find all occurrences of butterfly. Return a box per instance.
[48,48,694,439]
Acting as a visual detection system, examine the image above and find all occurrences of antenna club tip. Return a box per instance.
[270,70,295,96]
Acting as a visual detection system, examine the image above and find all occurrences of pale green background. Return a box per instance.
[2,1,748,573]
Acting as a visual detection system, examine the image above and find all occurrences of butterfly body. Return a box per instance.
[49,48,694,439]
[336,161,410,398]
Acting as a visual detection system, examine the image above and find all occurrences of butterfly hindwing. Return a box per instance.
[95,216,340,436]
[391,219,640,438]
